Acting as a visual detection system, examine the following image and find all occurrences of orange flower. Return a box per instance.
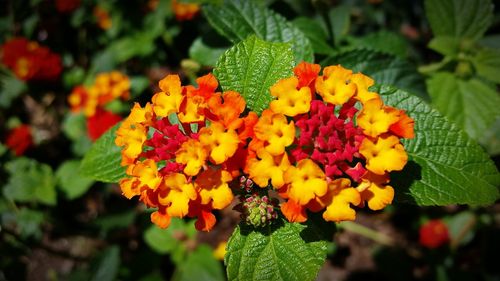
[315,65,356,106]
[195,169,234,210]
[208,91,246,129]
[356,172,394,211]
[172,0,200,21]
[310,178,361,222]
[93,6,112,29]
[359,135,408,175]
[199,122,240,164]
[175,139,208,176]
[356,97,400,138]
[281,199,308,223]
[270,77,311,117]
[158,173,197,217]
[247,149,290,189]
[253,109,295,156]
[284,159,327,205]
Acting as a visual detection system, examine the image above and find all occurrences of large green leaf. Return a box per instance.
[376,85,500,206]
[56,160,95,200]
[328,4,351,44]
[472,48,500,84]
[3,158,57,206]
[225,217,334,281]
[0,69,26,108]
[189,37,228,67]
[80,123,126,183]
[322,49,427,100]
[424,0,493,40]
[91,246,120,281]
[427,36,460,57]
[203,0,313,63]
[426,72,500,141]
[214,36,294,114]
[172,245,225,281]
[292,17,335,55]
[346,30,410,58]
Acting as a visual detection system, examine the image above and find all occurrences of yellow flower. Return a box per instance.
[199,122,240,164]
[128,102,154,125]
[152,74,184,117]
[319,178,361,222]
[359,135,408,175]
[115,120,147,165]
[284,159,327,205]
[357,97,400,138]
[247,148,290,189]
[158,173,197,218]
[351,73,378,104]
[270,76,311,117]
[315,65,356,105]
[195,169,234,210]
[175,139,208,176]
[253,110,295,156]
[119,177,140,199]
[213,241,227,260]
[357,173,395,211]
[128,159,162,191]
[178,95,206,123]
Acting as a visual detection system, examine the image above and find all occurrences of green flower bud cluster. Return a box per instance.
[238,194,278,227]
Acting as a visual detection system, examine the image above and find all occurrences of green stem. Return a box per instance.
[338,221,394,246]
[418,57,453,75]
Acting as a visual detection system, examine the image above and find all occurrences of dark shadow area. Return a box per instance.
[392,160,422,205]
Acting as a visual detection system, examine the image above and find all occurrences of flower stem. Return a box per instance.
[338,221,394,246]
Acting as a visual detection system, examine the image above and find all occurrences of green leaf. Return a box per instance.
[62,113,87,140]
[94,211,136,235]
[376,85,500,206]
[328,4,351,44]
[479,116,500,156]
[0,70,26,108]
[472,48,500,84]
[80,123,126,183]
[424,0,494,40]
[56,160,95,200]
[203,0,313,63]
[130,76,151,98]
[446,211,475,246]
[1,208,44,239]
[322,49,427,100]
[214,35,294,114]
[292,17,335,55]
[91,246,120,281]
[172,245,225,281]
[225,217,334,281]
[346,30,409,58]
[427,36,460,57]
[3,158,57,206]
[189,38,228,67]
[144,218,196,256]
[427,72,500,140]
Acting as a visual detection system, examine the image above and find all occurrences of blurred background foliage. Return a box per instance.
[0,0,499,280]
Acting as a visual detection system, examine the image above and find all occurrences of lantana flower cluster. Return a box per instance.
[68,71,129,140]
[115,62,414,231]
[1,38,62,81]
